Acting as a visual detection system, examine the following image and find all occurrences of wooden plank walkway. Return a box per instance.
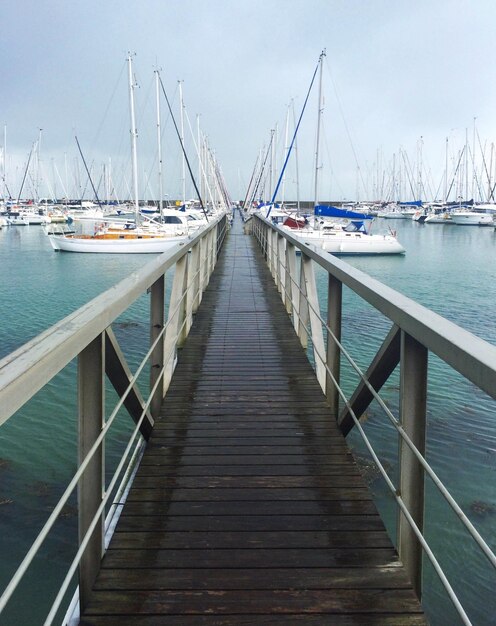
[79,216,427,625]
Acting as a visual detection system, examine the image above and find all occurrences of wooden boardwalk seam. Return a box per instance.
[79,217,427,625]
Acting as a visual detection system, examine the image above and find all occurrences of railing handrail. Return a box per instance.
[0,215,225,426]
[258,215,496,401]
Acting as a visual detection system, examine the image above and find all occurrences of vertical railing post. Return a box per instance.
[208,228,215,282]
[262,220,269,260]
[264,221,270,265]
[326,274,342,417]
[272,230,279,281]
[301,253,326,391]
[398,330,427,599]
[163,254,188,394]
[202,232,210,291]
[190,241,201,313]
[77,333,105,612]
[199,237,207,295]
[207,226,216,278]
[285,241,297,318]
[150,274,165,419]
[267,228,275,277]
[277,232,285,296]
[184,243,195,338]
[297,251,310,349]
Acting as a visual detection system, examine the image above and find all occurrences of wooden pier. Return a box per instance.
[79,217,426,625]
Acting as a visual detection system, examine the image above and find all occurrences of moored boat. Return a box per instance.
[283,225,405,255]
[280,206,405,255]
[48,228,191,253]
[450,210,494,226]
[45,56,208,253]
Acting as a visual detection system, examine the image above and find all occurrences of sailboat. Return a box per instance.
[47,56,197,254]
[281,205,405,255]
[266,51,405,256]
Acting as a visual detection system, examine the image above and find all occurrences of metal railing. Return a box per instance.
[0,213,228,625]
[252,212,496,626]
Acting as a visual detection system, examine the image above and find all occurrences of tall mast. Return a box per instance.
[128,54,139,220]
[417,135,423,201]
[281,104,290,203]
[472,117,477,202]
[313,50,325,208]
[197,115,202,203]
[178,80,186,204]
[444,137,448,202]
[464,127,469,201]
[155,69,163,218]
[3,125,7,200]
[489,142,494,202]
[291,99,301,213]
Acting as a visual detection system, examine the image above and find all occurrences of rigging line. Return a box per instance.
[251,134,273,203]
[158,73,208,221]
[401,149,417,200]
[184,109,217,210]
[1,174,13,200]
[251,136,274,205]
[16,143,35,204]
[267,51,323,217]
[321,124,345,201]
[91,59,127,153]
[477,130,494,201]
[323,57,367,198]
[242,153,260,209]
[75,136,103,208]
[467,141,484,202]
[445,145,465,202]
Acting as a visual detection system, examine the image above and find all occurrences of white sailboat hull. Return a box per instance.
[284,229,405,255]
[48,233,190,253]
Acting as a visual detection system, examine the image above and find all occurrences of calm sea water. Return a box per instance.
[0,219,495,625]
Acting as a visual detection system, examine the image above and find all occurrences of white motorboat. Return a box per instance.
[450,211,494,226]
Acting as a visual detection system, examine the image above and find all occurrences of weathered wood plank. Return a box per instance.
[109,530,394,550]
[124,487,373,502]
[102,547,400,569]
[139,454,356,466]
[93,565,411,590]
[133,464,359,477]
[119,500,380,516]
[115,514,385,533]
[129,475,365,489]
[80,615,427,626]
[84,588,423,615]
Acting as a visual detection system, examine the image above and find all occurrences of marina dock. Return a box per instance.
[78,217,426,624]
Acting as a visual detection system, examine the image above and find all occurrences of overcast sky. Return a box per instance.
[2,0,496,203]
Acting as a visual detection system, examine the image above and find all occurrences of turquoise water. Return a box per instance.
[0,220,495,624]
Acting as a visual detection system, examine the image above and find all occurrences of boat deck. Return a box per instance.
[79,216,426,625]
